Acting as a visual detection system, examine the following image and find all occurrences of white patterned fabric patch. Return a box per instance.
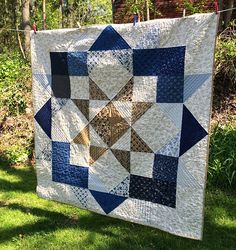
[31,13,218,240]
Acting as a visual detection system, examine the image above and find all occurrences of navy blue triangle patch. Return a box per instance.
[35,99,51,138]
[180,105,208,156]
[89,25,131,51]
[90,190,127,214]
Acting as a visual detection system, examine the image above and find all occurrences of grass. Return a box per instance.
[0,164,235,250]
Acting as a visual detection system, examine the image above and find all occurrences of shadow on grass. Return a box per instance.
[0,200,235,249]
[0,163,36,193]
[0,164,235,249]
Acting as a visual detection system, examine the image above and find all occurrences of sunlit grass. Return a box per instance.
[0,164,235,250]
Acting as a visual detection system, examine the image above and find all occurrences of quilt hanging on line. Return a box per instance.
[31,13,218,240]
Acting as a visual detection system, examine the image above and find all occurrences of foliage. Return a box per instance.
[0,0,18,49]
[124,0,153,15]
[182,0,209,14]
[0,52,25,87]
[122,0,156,21]
[0,52,30,115]
[2,146,29,165]
[74,0,112,25]
[14,0,111,31]
[33,1,61,30]
[0,0,112,51]
[0,51,33,166]
[208,123,236,189]
[0,119,33,167]
[215,20,236,89]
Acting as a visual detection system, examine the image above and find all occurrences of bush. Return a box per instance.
[1,146,29,165]
[182,0,209,14]
[208,124,236,189]
[0,51,30,115]
[0,51,33,166]
[215,20,236,90]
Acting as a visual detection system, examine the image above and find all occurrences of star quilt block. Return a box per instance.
[31,13,218,239]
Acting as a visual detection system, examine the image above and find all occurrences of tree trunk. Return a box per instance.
[134,0,141,22]
[218,0,234,31]
[22,0,31,56]
[60,0,65,28]
[222,0,234,29]
[153,0,156,19]
[42,0,46,30]
[4,0,8,26]
[15,0,26,59]
[111,0,115,23]
[146,0,150,21]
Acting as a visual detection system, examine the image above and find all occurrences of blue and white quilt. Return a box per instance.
[31,13,218,239]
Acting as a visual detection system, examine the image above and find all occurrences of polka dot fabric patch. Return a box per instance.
[32,13,218,240]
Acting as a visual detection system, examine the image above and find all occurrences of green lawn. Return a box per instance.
[0,164,235,250]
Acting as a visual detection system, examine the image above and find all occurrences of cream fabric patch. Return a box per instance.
[32,13,218,240]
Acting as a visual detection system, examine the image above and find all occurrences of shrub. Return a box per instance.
[208,124,236,189]
[182,0,209,14]
[0,51,30,115]
[215,20,236,90]
[0,51,33,166]
[1,146,29,165]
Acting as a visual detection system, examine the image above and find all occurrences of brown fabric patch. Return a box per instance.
[111,149,130,172]
[73,125,90,145]
[90,104,110,146]
[72,99,89,121]
[90,102,130,147]
[89,145,107,165]
[113,77,134,102]
[89,78,109,100]
[131,102,153,125]
[131,128,153,153]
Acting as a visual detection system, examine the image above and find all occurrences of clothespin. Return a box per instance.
[32,22,37,34]
[133,14,137,26]
[215,0,219,14]
[183,9,186,17]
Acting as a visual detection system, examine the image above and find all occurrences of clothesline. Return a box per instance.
[218,6,236,13]
[0,7,235,33]
[0,28,27,32]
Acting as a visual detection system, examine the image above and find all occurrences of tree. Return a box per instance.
[121,0,154,22]
[43,0,46,30]
[22,0,31,56]
[111,0,115,22]
[219,0,234,30]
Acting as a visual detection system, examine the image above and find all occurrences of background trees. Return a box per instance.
[0,0,112,56]
[0,0,235,56]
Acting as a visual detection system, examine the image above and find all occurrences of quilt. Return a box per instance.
[31,13,218,240]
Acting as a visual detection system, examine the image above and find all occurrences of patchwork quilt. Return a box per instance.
[31,13,218,239]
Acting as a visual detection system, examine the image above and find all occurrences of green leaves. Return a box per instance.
[0,52,30,116]
[0,51,32,167]
[123,0,154,19]
[182,0,209,14]
[215,20,236,89]
[209,124,236,189]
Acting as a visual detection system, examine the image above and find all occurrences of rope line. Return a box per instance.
[0,28,30,32]
[218,6,236,13]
